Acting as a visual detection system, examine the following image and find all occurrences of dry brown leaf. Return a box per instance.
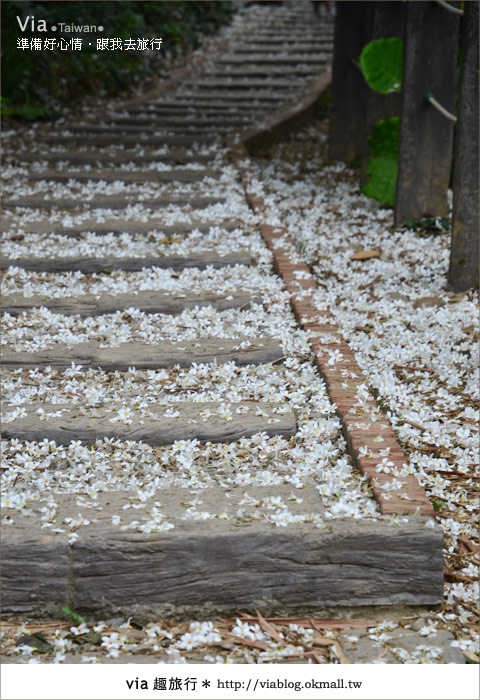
[312,635,335,647]
[459,536,480,553]
[256,610,286,645]
[402,418,428,431]
[333,641,351,664]
[463,650,479,663]
[394,364,435,373]
[227,617,375,629]
[310,617,376,630]
[27,621,70,634]
[223,632,269,651]
[350,248,380,261]
[445,572,475,584]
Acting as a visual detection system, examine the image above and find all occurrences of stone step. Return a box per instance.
[8,219,242,237]
[13,150,213,166]
[35,134,215,147]
[26,169,221,185]
[1,487,443,616]
[1,400,296,446]
[1,250,251,273]
[1,337,282,371]
[3,195,224,210]
[2,290,260,317]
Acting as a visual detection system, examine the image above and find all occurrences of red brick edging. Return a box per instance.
[232,148,434,518]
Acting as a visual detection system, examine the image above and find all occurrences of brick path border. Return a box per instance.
[229,140,435,519]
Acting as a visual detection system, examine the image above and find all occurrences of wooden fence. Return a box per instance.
[329,0,478,292]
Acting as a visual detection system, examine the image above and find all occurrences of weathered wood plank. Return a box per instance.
[1,337,281,371]
[15,151,213,165]
[1,500,443,615]
[394,2,460,225]
[2,401,297,446]
[205,67,322,79]
[126,109,253,120]
[3,196,224,210]
[27,169,221,184]
[106,116,249,127]
[448,0,479,291]
[68,125,228,135]
[1,533,69,616]
[1,290,261,317]
[218,55,328,65]
[1,251,251,273]
[191,79,301,90]
[36,134,215,146]
[8,219,242,237]
[329,1,374,161]
[145,101,264,111]
[165,92,286,103]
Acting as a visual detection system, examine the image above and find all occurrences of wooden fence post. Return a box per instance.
[329,1,374,162]
[360,1,406,185]
[394,1,460,227]
[448,1,479,292]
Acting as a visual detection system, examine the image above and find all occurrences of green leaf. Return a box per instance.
[369,117,400,158]
[62,605,86,625]
[362,117,400,207]
[362,157,398,207]
[359,37,403,94]
[431,499,447,513]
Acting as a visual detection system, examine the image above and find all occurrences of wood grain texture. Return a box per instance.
[13,219,242,237]
[2,251,251,273]
[1,506,443,615]
[15,151,212,165]
[36,134,215,147]
[3,196,224,210]
[394,2,459,225]
[329,1,374,161]
[1,290,260,316]
[27,169,220,184]
[2,401,296,446]
[1,337,282,370]
[448,0,479,291]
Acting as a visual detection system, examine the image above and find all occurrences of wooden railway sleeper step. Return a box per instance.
[1,251,251,273]
[66,125,232,135]
[2,400,297,446]
[8,219,243,237]
[26,169,222,185]
[1,290,262,317]
[1,337,283,372]
[34,134,216,146]
[13,151,214,165]
[3,195,225,210]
